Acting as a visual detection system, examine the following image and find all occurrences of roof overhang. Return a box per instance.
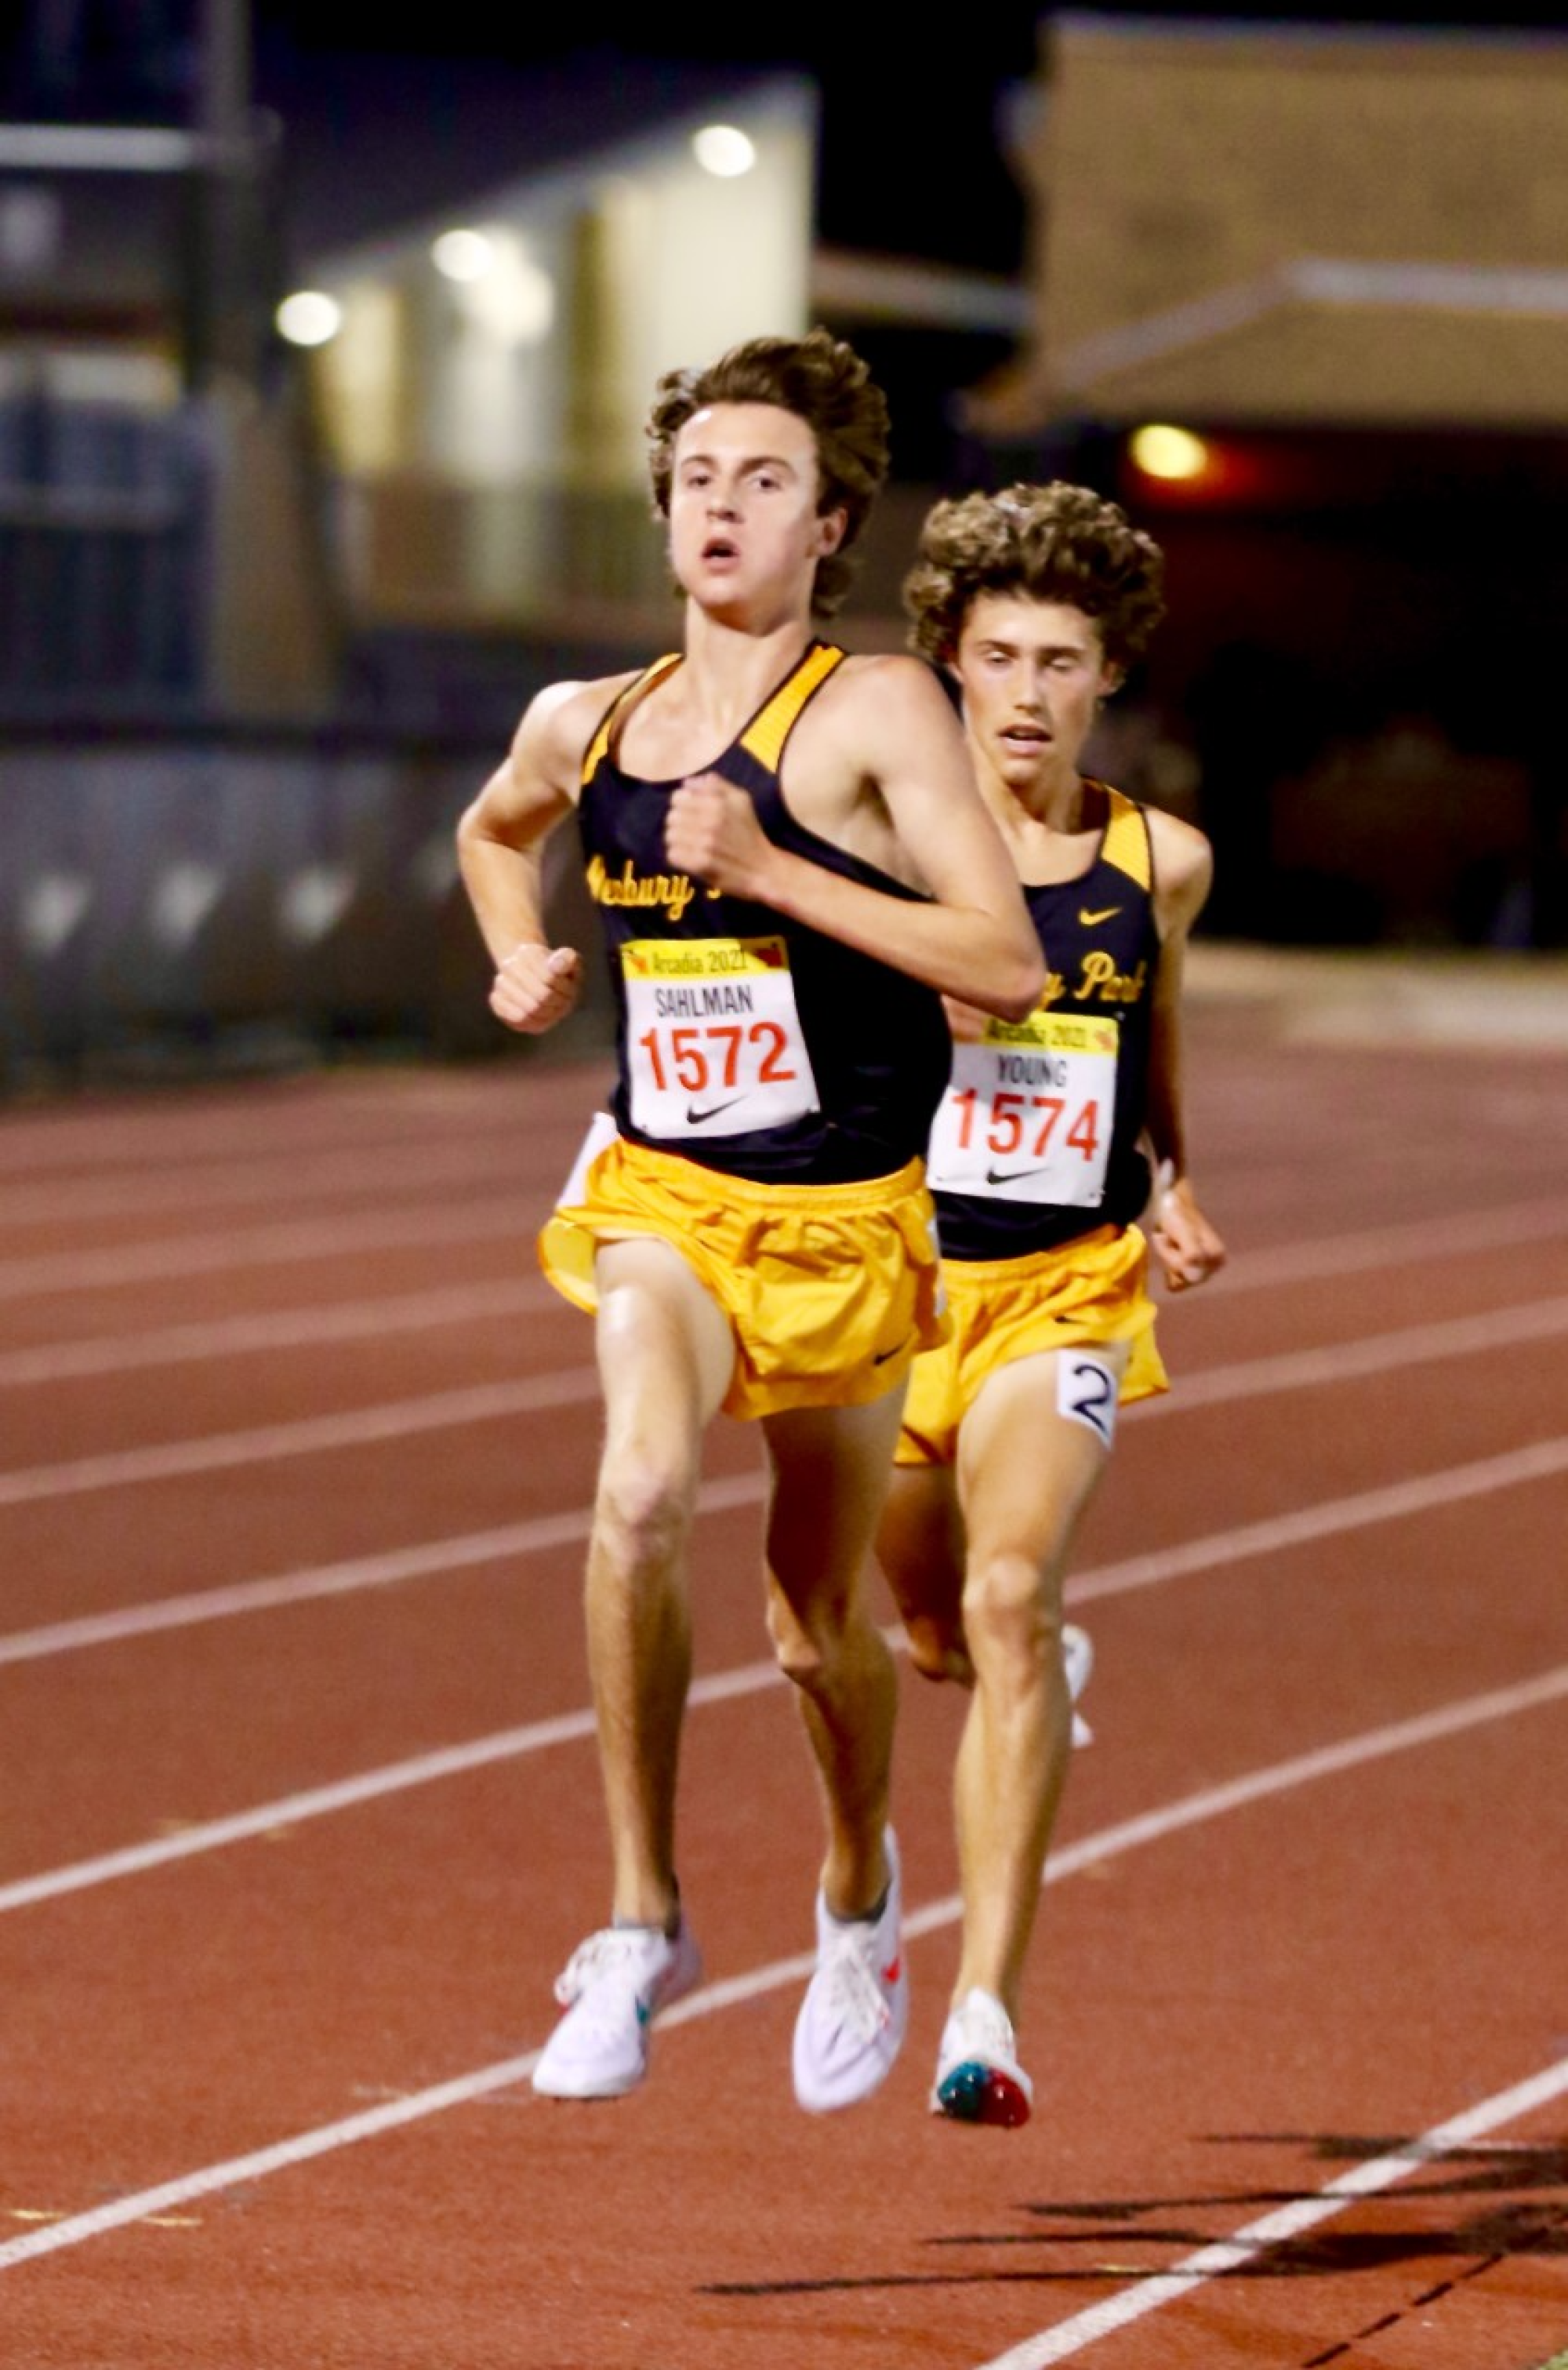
[966,259,1568,434]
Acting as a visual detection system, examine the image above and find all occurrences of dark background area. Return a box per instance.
[16,4,1568,274]
[5,1,1568,1095]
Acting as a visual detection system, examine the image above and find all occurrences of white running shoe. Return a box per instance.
[931,1987,1034,2128]
[792,1829,909,2112]
[531,1917,702,2100]
[1064,1620,1094,1748]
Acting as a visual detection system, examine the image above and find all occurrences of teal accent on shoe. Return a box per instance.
[937,2060,991,2121]
[936,2059,1032,2129]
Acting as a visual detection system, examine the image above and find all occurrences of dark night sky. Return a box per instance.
[9,3,1567,276]
[249,8,1045,274]
[248,2,1568,275]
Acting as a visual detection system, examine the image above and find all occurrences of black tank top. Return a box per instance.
[931,784,1160,1259]
[577,641,950,1185]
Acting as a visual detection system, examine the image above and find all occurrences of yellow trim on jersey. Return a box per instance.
[739,642,846,773]
[581,653,683,787]
[1098,783,1152,890]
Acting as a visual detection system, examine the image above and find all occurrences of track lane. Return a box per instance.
[1,1667,1563,2370]
[2,1029,1564,2369]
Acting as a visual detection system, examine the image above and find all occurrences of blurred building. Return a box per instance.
[0,26,1008,1084]
[5,10,1566,1095]
[288,63,818,647]
[964,12,1568,950]
[278,52,1024,659]
[976,12,1568,437]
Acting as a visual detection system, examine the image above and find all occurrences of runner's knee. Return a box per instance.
[592,1449,694,1583]
[962,1550,1060,1672]
[767,1572,868,1688]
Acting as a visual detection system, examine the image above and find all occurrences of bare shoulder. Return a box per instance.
[806,650,965,781]
[1147,804,1214,932]
[826,649,956,726]
[512,668,641,776]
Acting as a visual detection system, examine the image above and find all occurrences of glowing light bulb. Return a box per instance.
[275,290,342,346]
[692,125,756,178]
[432,228,496,283]
[1128,423,1210,482]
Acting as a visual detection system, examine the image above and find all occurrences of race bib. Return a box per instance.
[621,935,820,1139]
[925,1012,1118,1206]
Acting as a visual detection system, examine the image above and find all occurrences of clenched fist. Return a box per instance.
[665,772,775,900]
[489,943,582,1034]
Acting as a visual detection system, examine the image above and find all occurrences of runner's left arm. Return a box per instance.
[665,656,1044,1021]
[1145,811,1227,1291]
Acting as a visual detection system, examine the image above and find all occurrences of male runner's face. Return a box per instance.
[667,402,844,616]
[953,594,1120,799]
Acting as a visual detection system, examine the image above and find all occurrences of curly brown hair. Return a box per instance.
[904,482,1167,673]
[645,329,891,617]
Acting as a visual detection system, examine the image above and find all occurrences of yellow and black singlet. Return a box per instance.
[578,640,949,1186]
[924,783,1161,1259]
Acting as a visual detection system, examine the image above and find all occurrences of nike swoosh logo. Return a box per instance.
[1079,904,1121,925]
[873,1335,913,1367]
[985,1165,1048,1187]
[685,1096,747,1125]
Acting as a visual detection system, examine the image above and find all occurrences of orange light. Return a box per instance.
[1128,423,1210,481]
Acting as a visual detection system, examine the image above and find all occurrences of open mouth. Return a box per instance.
[702,536,739,562]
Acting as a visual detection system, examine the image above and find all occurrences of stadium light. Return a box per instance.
[432,228,496,283]
[275,290,342,347]
[691,125,756,178]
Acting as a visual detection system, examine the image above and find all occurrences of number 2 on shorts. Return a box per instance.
[1057,1350,1117,1451]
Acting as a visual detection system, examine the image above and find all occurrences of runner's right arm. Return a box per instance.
[456,680,608,1035]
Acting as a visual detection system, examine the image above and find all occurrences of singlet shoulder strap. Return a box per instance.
[580,653,683,787]
[739,642,847,774]
[1098,783,1153,891]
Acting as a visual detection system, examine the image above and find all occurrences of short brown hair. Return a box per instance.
[904,482,1167,672]
[645,329,891,616]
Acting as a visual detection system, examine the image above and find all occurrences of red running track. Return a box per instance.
[0,1015,1565,2370]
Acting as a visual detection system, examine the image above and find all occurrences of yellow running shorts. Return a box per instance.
[895,1224,1169,1467]
[538,1121,950,1420]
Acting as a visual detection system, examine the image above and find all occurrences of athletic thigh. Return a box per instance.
[593,1234,735,1482]
[761,1388,909,1616]
[956,1339,1128,1583]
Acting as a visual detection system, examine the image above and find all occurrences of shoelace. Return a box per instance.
[814,1927,893,2037]
[553,1927,661,2008]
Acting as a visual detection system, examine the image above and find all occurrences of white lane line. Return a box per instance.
[5,1260,1566,1402]
[0,1612,782,1912]
[2,1188,1564,1310]
[0,1372,601,1509]
[1,1663,1563,2271]
[1070,1434,1568,1606]
[1206,1194,1568,1292]
[6,1274,1568,1515]
[0,1514,605,1668]
[0,1278,560,1389]
[0,1092,532,1182]
[1129,1294,1568,1415]
[2,1425,1563,1674]
[3,1445,1565,1916]
[0,1135,532,1230]
[974,2051,1568,2368]
[0,1195,536,1303]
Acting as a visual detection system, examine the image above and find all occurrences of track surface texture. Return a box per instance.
[2,990,1565,2370]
